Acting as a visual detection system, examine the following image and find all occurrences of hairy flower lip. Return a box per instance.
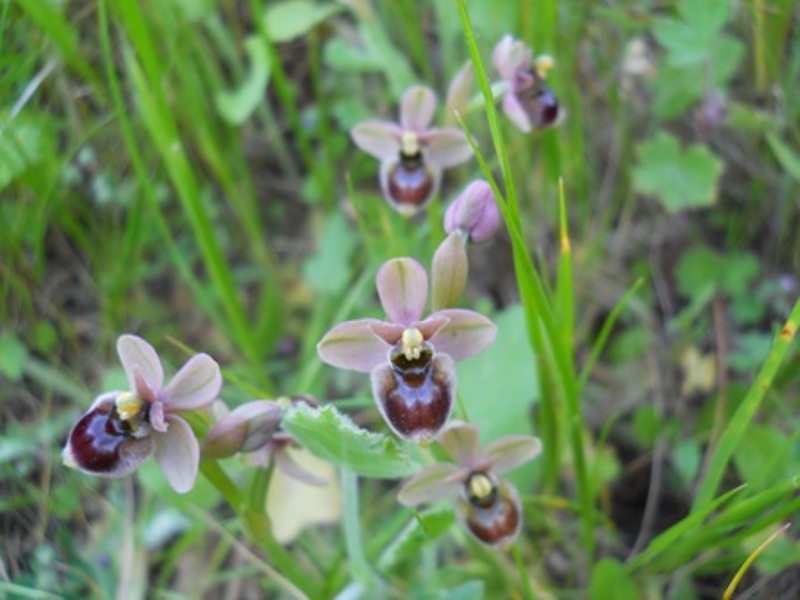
[63,334,222,494]
[350,85,473,215]
[493,34,564,133]
[317,258,496,442]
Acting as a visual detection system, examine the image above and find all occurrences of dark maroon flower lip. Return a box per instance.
[63,394,154,478]
[373,351,455,444]
[459,478,522,547]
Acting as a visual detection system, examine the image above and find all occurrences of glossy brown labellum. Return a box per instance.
[68,401,137,473]
[517,73,561,129]
[377,347,453,441]
[386,152,434,208]
[460,476,521,546]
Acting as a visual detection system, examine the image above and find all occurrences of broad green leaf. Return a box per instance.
[359,23,416,98]
[675,246,759,301]
[654,0,733,66]
[456,305,540,491]
[215,36,270,125]
[733,424,794,490]
[0,333,28,381]
[632,405,662,449]
[264,1,342,43]
[282,403,422,478]
[442,581,485,600]
[728,331,773,374]
[377,507,454,571]
[303,212,357,295]
[0,118,42,191]
[632,132,723,212]
[589,558,639,600]
[652,38,743,119]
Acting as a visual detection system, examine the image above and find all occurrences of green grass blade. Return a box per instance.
[693,298,800,509]
[456,0,594,557]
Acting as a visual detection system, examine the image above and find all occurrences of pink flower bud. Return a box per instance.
[203,400,282,458]
[444,180,501,243]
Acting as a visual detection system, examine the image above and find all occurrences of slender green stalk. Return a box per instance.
[555,179,574,356]
[512,543,536,600]
[340,468,374,589]
[578,278,644,389]
[455,0,594,558]
[693,298,800,509]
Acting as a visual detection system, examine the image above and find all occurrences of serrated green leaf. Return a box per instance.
[263,1,342,43]
[675,246,759,300]
[215,36,270,125]
[282,403,422,478]
[632,132,723,212]
[654,0,733,66]
[377,507,454,571]
[589,558,639,600]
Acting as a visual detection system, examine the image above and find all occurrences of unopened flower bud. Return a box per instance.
[203,400,282,459]
[444,180,500,243]
[431,231,468,311]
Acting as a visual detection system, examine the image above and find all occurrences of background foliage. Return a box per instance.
[1,0,799,598]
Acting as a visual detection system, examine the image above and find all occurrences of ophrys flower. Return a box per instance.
[317,258,496,443]
[63,334,222,493]
[351,85,473,215]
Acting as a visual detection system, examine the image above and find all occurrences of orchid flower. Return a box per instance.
[398,420,542,548]
[62,334,222,493]
[317,258,496,443]
[493,35,563,132]
[351,85,473,215]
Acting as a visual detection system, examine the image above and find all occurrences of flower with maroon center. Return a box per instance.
[317,258,496,443]
[62,334,222,494]
[397,420,542,548]
[493,34,564,133]
[351,85,473,215]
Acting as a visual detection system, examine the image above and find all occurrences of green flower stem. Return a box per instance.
[512,543,536,600]
[456,0,594,559]
[245,466,320,599]
[340,467,374,590]
[199,460,243,509]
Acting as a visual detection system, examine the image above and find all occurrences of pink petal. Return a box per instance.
[416,315,450,341]
[431,232,468,312]
[484,435,542,475]
[368,321,405,345]
[437,420,480,467]
[428,309,496,361]
[399,85,437,132]
[351,121,402,161]
[503,93,532,133]
[117,334,164,393]
[163,353,222,411]
[421,128,473,168]
[154,415,199,494]
[397,463,462,506]
[377,258,428,326]
[317,318,391,373]
[492,34,531,82]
